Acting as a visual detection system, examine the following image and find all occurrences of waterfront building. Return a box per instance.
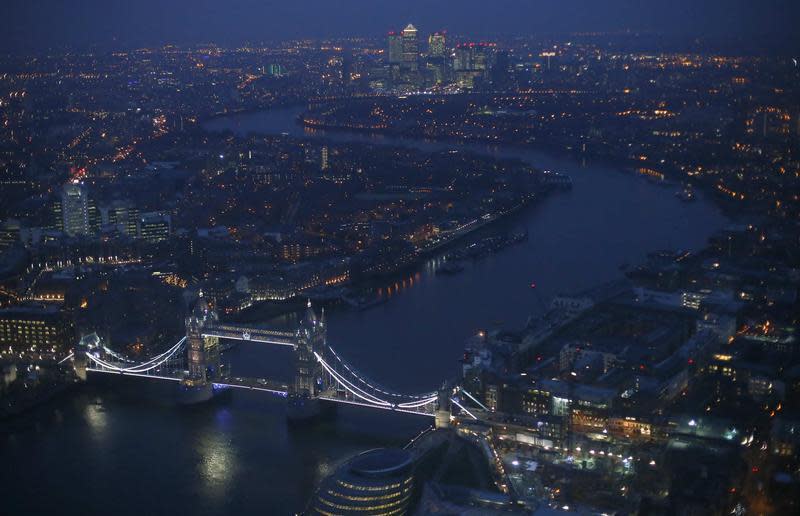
[0,305,76,361]
[61,181,90,237]
[311,448,416,515]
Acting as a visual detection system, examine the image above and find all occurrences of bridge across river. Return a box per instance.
[67,297,484,425]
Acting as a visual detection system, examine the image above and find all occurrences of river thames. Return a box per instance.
[1,106,728,515]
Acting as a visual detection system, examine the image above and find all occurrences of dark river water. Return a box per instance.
[1,106,728,515]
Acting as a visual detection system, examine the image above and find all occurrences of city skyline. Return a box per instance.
[1,0,799,53]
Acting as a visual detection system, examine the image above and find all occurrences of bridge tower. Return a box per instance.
[181,293,220,401]
[435,385,452,429]
[288,300,327,421]
[73,332,102,382]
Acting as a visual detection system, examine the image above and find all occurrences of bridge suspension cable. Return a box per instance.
[396,395,439,409]
[314,351,392,406]
[315,350,439,412]
[102,346,136,363]
[451,397,478,420]
[326,345,437,400]
[85,337,187,374]
[458,387,490,411]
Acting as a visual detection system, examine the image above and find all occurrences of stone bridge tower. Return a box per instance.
[288,301,327,420]
[182,293,220,397]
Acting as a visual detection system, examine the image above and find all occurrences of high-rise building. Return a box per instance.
[453,44,472,72]
[88,198,101,234]
[387,31,403,64]
[51,200,63,231]
[321,146,329,171]
[401,24,419,71]
[425,31,448,86]
[453,42,497,89]
[428,31,446,58]
[100,200,139,237]
[138,212,171,243]
[61,181,90,237]
[491,50,514,90]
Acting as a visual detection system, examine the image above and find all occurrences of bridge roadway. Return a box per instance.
[202,324,297,347]
[75,304,481,420]
[213,376,289,396]
[83,362,480,420]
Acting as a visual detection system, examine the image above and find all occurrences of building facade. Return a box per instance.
[312,448,416,515]
[61,182,90,237]
[0,305,76,361]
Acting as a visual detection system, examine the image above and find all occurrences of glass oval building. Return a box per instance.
[312,448,416,515]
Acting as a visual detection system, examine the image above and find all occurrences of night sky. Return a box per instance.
[2,0,798,53]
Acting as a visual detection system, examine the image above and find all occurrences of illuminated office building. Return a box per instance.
[387,32,403,64]
[453,42,496,89]
[138,212,172,243]
[401,24,419,71]
[428,31,446,58]
[312,448,416,515]
[61,182,90,237]
[101,200,139,237]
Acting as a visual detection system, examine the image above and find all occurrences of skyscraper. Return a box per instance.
[387,31,403,64]
[401,24,419,71]
[61,181,90,237]
[100,200,139,237]
[428,31,446,58]
[491,50,514,90]
[453,42,497,89]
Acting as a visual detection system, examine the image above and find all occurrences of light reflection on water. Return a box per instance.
[84,399,109,444]
[197,430,236,492]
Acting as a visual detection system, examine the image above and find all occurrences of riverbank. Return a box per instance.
[299,114,749,218]
[0,372,78,420]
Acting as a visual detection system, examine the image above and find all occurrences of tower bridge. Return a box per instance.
[68,297,484,426]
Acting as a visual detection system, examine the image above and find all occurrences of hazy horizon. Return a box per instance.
[2,0,799,54]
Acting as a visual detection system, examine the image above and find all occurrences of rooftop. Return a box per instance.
[349,448,414,477]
